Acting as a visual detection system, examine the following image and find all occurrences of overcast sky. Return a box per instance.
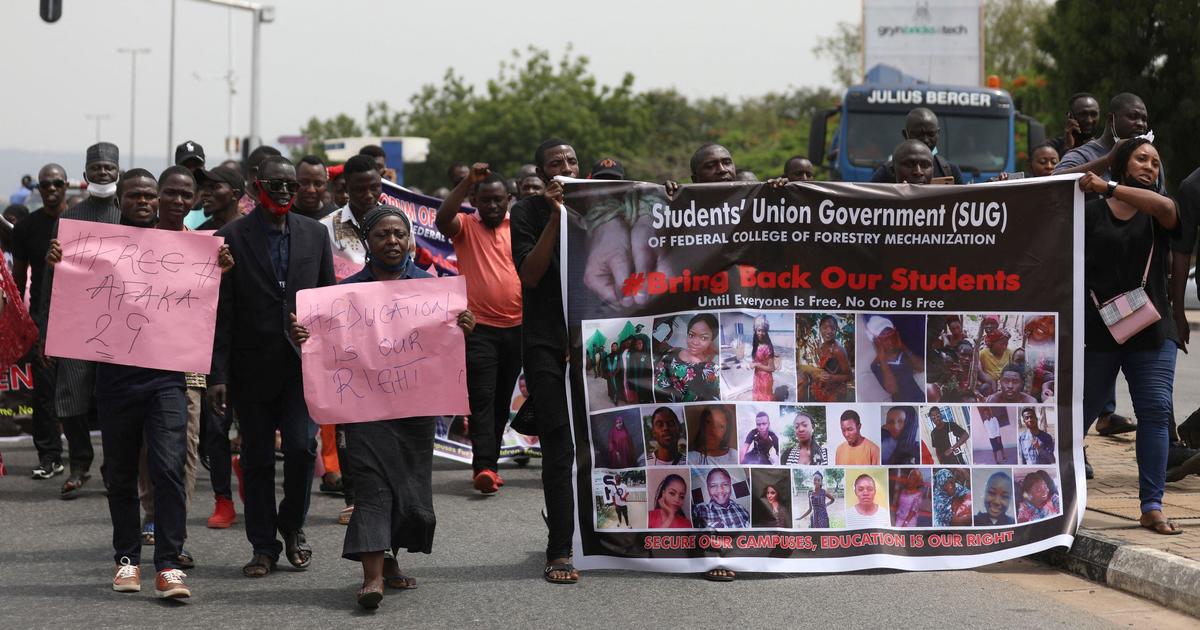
[2,0,859,172]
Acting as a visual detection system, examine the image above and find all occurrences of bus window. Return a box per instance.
[845,112,907,168]
[940,116,1008,174]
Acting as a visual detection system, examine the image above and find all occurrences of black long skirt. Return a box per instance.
[341,417,436,560]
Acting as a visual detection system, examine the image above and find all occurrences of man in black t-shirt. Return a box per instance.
[928,407,969,465]
[509,138,581,585]
[11,163,71,479]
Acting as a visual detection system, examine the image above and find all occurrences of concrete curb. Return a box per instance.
[1036,528,1200,619]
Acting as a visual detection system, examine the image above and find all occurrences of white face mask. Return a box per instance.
[87,179,117,198]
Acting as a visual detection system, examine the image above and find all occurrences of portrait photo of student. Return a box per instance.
[750,468,793,528]
[972,469,1016,526]
[646,468,693,529]
[589,407,646,469]
[889,467,931,528]
[1015,468,1062,524]
[690,466,752,529]
[1017,407,1057,465]
[857,314,926,403]
[844,468,890,530]
[653,312,720,403]
[643,404,687,466]
[795,313,855,402]
[582,317,655,411]
[920,405,971,466]
[970,406,1018,465]
[826,405,881,466]
[792,467,845,529]
[719,311,797,402]
[779,405,828,465]
[881,405,920,465]
[926,314,982,403]
[685,404,739,465]
[592,469,647,530]
[737,406,782,465]
[1020,314,1057,402]
[932,468,973,527]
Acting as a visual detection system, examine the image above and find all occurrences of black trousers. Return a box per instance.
[523,345,578,561]
[205,398,234,500]
[233,377,317,559]
[466,324,523,474]
[58,410,95,475]
[30,360,62,465]
[97,386,188,570]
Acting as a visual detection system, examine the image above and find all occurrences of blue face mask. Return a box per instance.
[367,252,411,274]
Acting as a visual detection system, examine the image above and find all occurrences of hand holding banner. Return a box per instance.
[45,219,224,373]
[297,275,470,425]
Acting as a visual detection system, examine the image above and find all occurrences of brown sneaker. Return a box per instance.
[155,569,191,599]
[113,557,141,592]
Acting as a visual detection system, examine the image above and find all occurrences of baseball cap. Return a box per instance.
[196,165,244,193]
[174,140,206,167]
[589,157,625,180]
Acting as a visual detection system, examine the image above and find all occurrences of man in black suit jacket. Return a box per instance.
[208,156,336,577]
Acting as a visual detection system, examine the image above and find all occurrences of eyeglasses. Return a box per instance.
[39,179,66,189]
[256,179,300,194]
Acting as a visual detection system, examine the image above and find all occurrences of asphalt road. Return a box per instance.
[0,439,1194,630]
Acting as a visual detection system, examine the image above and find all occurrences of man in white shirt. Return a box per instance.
[611,474,630,528]
[320,155,380,281]
[984,413,1006,464]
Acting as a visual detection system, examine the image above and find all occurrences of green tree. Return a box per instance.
[296,113,362,160]
[1036,0,1200,188]
[812,21,862,88]
[984,0,1051,80]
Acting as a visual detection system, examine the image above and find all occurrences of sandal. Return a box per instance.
[383,557,417,589]
[356,585,383,609]
[141,522,155,546]
[1096,413,1137,437]
[280,528,313,569]
[1140,516,1183,536]
[543,561,579,584]
[338,505,355,526]
[60,473,91,500]
[319,473,343,494]
[703,568,736,582]
[242,553,276,578]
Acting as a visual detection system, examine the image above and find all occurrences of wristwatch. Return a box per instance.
[1105,181,1118,197]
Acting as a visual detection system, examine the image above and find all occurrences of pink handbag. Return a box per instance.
[1090,237,1160,345]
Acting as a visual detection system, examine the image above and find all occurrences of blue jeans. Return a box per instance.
[1083,340,1177,513]
[98,386,189,570]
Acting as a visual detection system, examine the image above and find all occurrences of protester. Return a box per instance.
[889,140,936,185]
[1079,138,1182,534]
[37,142,123,499]
[437,163,524,495]
[195,165,245,231]
[1048,93,1101,159]
[175,140,208,228]
[323,155,383,278]
[294,155,337,220]
[11,164,69,480]
[517,174,545,200]
[735,169,757,182]
[783,155,815,182]
[9,174,33,205]
[328,164,350,208]
[589,158,624,180]
[509,137,581,585]
[291,204,474,609]
[238,145,282,215]
[870,108,963,184]
[210,155,337,575]
[1029,143,1061,177]
[359,145,397,182]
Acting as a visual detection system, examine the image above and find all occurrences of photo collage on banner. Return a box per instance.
[583,311,1062,533]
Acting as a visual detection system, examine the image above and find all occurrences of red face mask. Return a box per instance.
[256,183,295,216]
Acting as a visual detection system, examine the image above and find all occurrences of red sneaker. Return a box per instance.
[155,569,191,599]
[207,496,237,529]
[112,557,141,592]
[472,469,501,494]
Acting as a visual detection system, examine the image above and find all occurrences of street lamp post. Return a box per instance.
[117,47,151,166]
[85,114,111,143]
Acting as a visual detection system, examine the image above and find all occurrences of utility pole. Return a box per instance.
[116,47,151,166]
[85,114,111,143]
[167,0,177,162]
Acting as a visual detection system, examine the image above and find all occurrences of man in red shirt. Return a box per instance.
[437,163,524,494]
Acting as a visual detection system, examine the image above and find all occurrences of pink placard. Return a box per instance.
[296,275,470,424]
[45,219,224,372]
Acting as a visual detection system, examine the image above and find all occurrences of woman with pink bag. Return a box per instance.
[1080,136,1182,535]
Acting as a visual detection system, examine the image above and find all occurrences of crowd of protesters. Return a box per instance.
[2,86,1200,608]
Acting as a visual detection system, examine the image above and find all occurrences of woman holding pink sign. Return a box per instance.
[291,205,476,609]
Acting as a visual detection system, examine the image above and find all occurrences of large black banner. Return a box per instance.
[562,176,1083,571]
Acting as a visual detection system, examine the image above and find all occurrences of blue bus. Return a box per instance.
[810,75,1045,183]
